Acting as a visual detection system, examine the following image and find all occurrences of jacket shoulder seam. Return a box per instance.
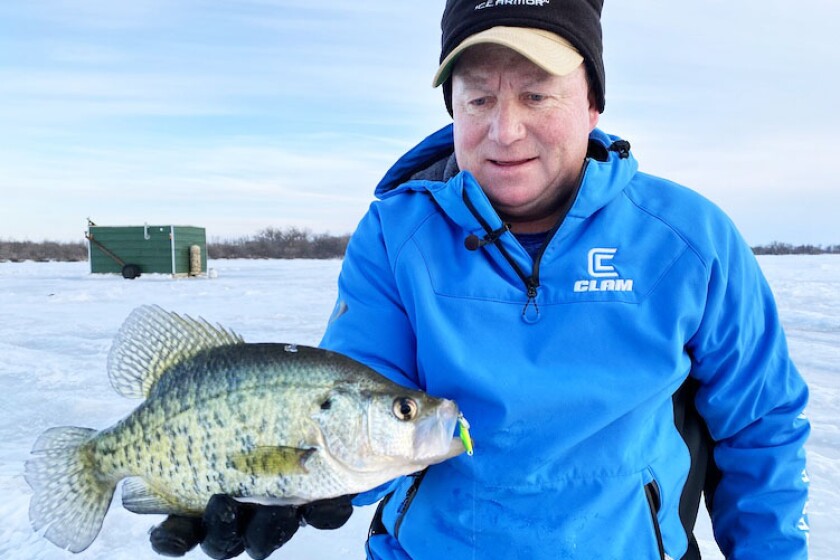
[381,193,441,272]
[621,189,710,271]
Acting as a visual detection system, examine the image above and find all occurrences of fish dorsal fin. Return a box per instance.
[107,305,245,399]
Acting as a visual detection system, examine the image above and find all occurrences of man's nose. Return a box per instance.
[488,100,526,145]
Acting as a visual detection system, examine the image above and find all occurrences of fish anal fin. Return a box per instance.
[231,446,315,476]
[122,477,190,515]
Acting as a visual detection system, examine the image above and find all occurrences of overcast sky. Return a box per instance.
[1,1,837,245]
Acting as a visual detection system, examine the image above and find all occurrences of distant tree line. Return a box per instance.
[207,227,349,259]
[0,239,87,262]
[3,233,840,263]
[1,228,349,263]
[751,242,840,255]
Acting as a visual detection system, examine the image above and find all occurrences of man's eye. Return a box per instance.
[469,97,488,107]
[526,93,546,103]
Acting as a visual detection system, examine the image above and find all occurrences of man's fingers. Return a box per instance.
[299,496,354,530]
[200,495,250,560]
[150,515,204,557]
[244,506,300,560]
[149,494,353,559]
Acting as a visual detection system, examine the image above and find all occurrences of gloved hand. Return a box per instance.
[149,494,354,560]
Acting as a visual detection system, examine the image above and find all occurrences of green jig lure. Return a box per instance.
[458,413,474,456]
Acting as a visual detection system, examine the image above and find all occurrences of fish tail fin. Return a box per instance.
[24,426,116,553]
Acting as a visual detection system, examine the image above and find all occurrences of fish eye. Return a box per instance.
[392,397,418,421]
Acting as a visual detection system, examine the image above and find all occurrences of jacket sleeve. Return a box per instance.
[320,204,420,389]
[687,230,810,559]
[319,204,421,506]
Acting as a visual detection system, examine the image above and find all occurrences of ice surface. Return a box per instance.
[1,256,837,559]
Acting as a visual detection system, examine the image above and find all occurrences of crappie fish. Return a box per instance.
[25,305,466,553]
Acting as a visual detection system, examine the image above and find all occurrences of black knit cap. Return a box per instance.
[438,0,605,113]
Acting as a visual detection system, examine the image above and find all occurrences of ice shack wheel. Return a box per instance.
[121,264,141,279]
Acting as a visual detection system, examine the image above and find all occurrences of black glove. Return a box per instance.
[150,494,354,560]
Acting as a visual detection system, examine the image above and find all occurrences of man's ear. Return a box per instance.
[588,89,600,131]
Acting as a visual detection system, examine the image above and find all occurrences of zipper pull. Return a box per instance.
[521,282,540,324]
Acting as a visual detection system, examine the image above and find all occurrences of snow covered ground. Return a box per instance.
[0,256,836,559]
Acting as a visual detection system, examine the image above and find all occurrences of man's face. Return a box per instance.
[451,44,599,232]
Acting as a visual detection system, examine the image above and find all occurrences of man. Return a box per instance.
[151,1,810,558]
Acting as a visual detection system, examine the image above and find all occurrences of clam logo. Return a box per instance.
[588,248,619,278]
[574,248,634,293]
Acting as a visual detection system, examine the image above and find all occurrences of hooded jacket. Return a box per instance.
[320,125,809,559]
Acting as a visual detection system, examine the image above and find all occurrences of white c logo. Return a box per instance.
[588,248,619,278]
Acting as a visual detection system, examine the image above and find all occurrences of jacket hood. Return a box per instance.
[374,124,639,223]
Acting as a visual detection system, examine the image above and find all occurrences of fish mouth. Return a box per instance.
[412,399,464,463]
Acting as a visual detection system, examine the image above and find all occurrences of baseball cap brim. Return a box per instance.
[432,26,584,87]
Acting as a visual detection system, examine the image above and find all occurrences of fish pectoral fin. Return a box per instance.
[231,446,315,476]
[122,477,187,515]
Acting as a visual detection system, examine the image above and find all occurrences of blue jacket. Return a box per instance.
[320,125,810,559]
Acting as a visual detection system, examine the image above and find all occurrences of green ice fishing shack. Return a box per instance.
[86,221,207,279]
